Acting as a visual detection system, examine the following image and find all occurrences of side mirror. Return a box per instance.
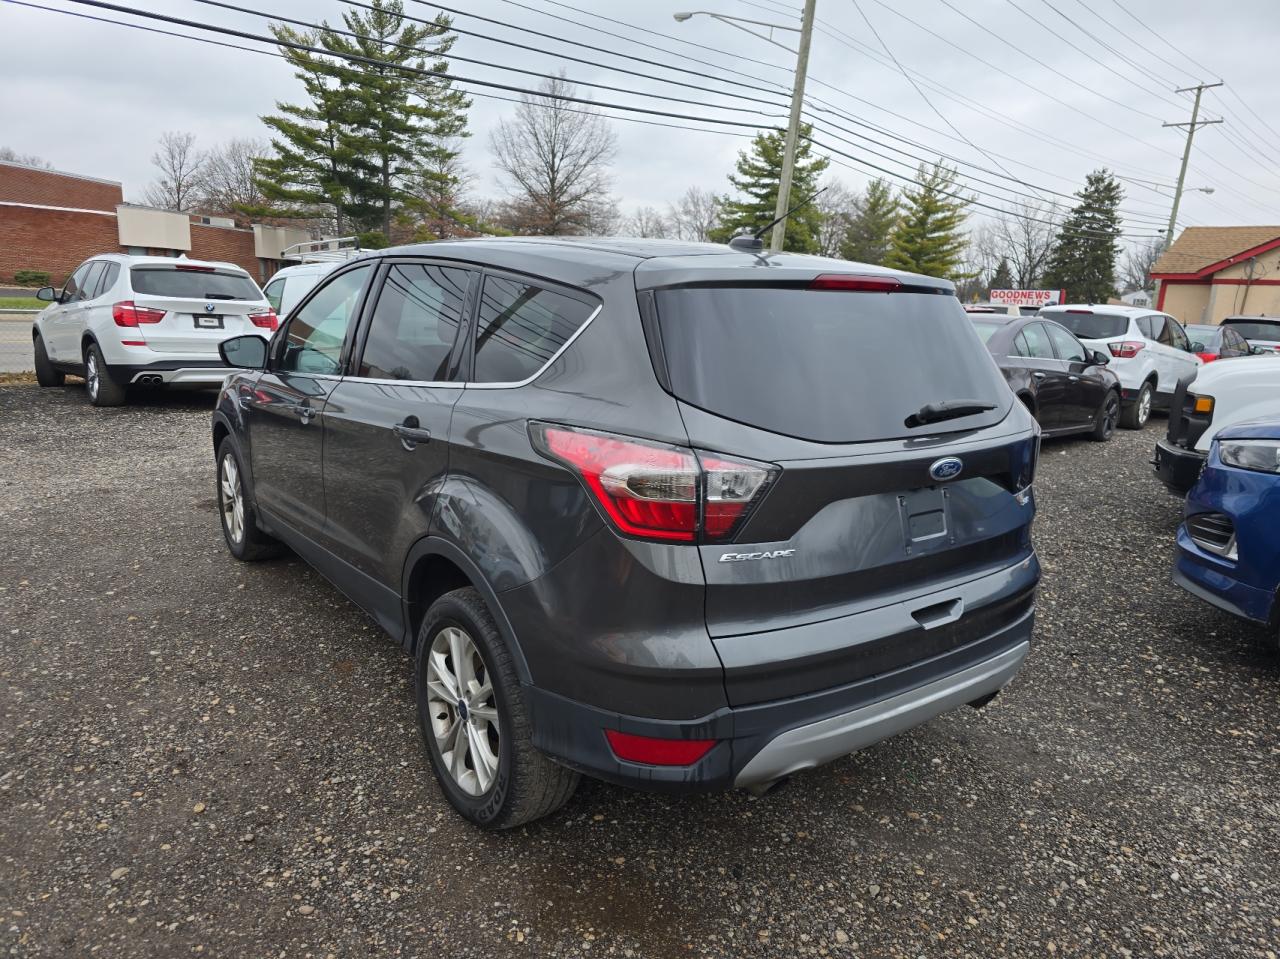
[35,286,56,302]
[1091,349,1110,366]
[1253,346,1269,355]
[219,334,269,370]
[1189,341,1206,353]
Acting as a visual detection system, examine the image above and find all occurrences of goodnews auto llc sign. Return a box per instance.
[990,289,1067,308]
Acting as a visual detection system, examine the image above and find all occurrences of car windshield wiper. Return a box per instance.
[905,399,997,429]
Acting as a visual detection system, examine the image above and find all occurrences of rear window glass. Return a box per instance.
[1223,319,1280,340]
[969,320,1001,342]
[130,267,260,300]
[653,287,1010,443]
[473,276,596,383]
[1045,311,1127,339]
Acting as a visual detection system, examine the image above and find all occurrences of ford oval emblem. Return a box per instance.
[205,302,216,313]
[929,456,964,482]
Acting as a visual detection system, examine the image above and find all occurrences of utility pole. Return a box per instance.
[1162,82,1223,247]
[771,0,817,253]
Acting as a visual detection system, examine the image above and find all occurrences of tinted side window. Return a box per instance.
[1046,324,1086,362]
[278,265,372,376]
[263,278,285,313]
[1012,331,1031,357]
[78,262,107,301]
[1166,319,1190,350]
[95,263,120,298]
[1020,323,1055,359]
[1137,315,1155,339]
[1150,316,1174,345]
[1226,329,1247,355]
[61,262,92,302]
[472,276,595,384]
[359,263,470,382]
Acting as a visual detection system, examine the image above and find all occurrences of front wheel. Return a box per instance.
[415,588,579,829]
[1091,390,1120,441]
[216,438,283,561]
[33,334,65,387]
[1119,381,1153,430]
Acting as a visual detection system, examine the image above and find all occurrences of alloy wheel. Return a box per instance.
[425,626,500,796]
[1103,395,1119,437]
[86,352,99,401]
[219,453,245,544]
[1138,388,1152,425]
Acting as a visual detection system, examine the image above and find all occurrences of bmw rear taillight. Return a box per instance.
[529,423,776,543]
[1108,340,1145,358]
[249,309,279,332]
[112,301,166,327]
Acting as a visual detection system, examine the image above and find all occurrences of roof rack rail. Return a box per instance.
[281,236,362,263]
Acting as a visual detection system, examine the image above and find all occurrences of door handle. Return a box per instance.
[1032,371,1046,379]
[289,402,317,424]
[1069,375,1080,381]
[393,417,431,450]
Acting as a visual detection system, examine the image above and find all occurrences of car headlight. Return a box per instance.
[1217,439,1280,474]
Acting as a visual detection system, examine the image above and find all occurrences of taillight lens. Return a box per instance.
[529,423,776,543]
[604,730,717,766]
[249,310,279,331]
[1108,340,1145,358]
[1196,352,1217,363]
[112,301,166,327]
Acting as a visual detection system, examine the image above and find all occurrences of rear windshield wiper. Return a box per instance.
[203,293,239,300]
[905,399,997,428]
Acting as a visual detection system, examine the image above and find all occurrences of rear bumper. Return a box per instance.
[1153,438,1205,494]
[105,359,231,387]
[524,601,1034,794]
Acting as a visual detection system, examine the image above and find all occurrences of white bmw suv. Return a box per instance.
[1038,304,1201,429]
[31,254,276,406]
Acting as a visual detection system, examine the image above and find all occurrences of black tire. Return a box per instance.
[1091,389,1120,442]
[33,334,65,387]
[215,438,283,561]
[84,341,126,407]
[415,587,579,830]
[1119,380,1153,430]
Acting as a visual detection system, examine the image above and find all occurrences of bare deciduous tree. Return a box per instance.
[197,138,269,219]
[987,200,1059,289]
[144,131,206,212]
[490,74,618,236]
[1120,238,1163,293]
[813,178,858,258]
[667,186,722,243]
[625,206,669,238]
[0,146,52,168]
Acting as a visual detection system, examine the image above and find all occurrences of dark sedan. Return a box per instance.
[969,315,1122,441]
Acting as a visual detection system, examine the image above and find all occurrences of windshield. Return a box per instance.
[1222,318,1280,340]
[970,320,1002,343]
[652,286,1010,443]
[1044,311,1128,339]
[131,267,261,300]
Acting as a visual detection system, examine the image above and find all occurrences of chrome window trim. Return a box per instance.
[466,301,603,390]
[340,376,465,389]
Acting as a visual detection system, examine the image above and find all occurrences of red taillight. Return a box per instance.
[1196,352,1217,363]
[1108,340,1145,358]
[530,423,775,543]
[1066,308,1094,314]
[809,273,901,293]
[249,309,279,332]
[175,264,215,272]
[112,301,166,327]
[604,730,717,766]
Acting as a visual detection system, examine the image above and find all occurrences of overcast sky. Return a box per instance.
[4,0,1278,245]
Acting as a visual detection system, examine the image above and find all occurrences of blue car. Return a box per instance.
[1173,419,1280,640]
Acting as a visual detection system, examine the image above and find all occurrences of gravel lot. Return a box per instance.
[2,383,1278,959]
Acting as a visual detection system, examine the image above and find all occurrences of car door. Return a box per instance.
[1016,321,1070,428]
[45,261,94,360]
[244,262,374,541]
[320,259,474,620]
[1046,322,1103,428]
[1162,315,1200,384]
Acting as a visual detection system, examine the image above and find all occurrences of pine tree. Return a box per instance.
[1042,169,1123,303]
[255,1,469,241]
[709,126,829,253]
[884,163,970,279]
[990,257,1013,291]
[839,178,898,265]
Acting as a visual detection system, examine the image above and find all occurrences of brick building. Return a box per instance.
[0,159,310,287]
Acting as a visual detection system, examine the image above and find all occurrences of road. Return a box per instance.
[1,384,1277,958]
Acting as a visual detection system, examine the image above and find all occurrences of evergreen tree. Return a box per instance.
[884,163,970,279]
[255,1,469,241]
[839,178,898,264]
[990,257,1013,291]
[709,126,829,253]
[1042,169,1123,303]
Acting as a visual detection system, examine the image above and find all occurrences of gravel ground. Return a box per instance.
[2,383,1278,959]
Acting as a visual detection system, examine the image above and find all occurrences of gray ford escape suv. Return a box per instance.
[212,237,1041,829]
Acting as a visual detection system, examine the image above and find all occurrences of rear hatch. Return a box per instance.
[642,271,1038,705]
[126,265,271,354]
[1222,318,1280,353]
[1043,308,1133,356]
